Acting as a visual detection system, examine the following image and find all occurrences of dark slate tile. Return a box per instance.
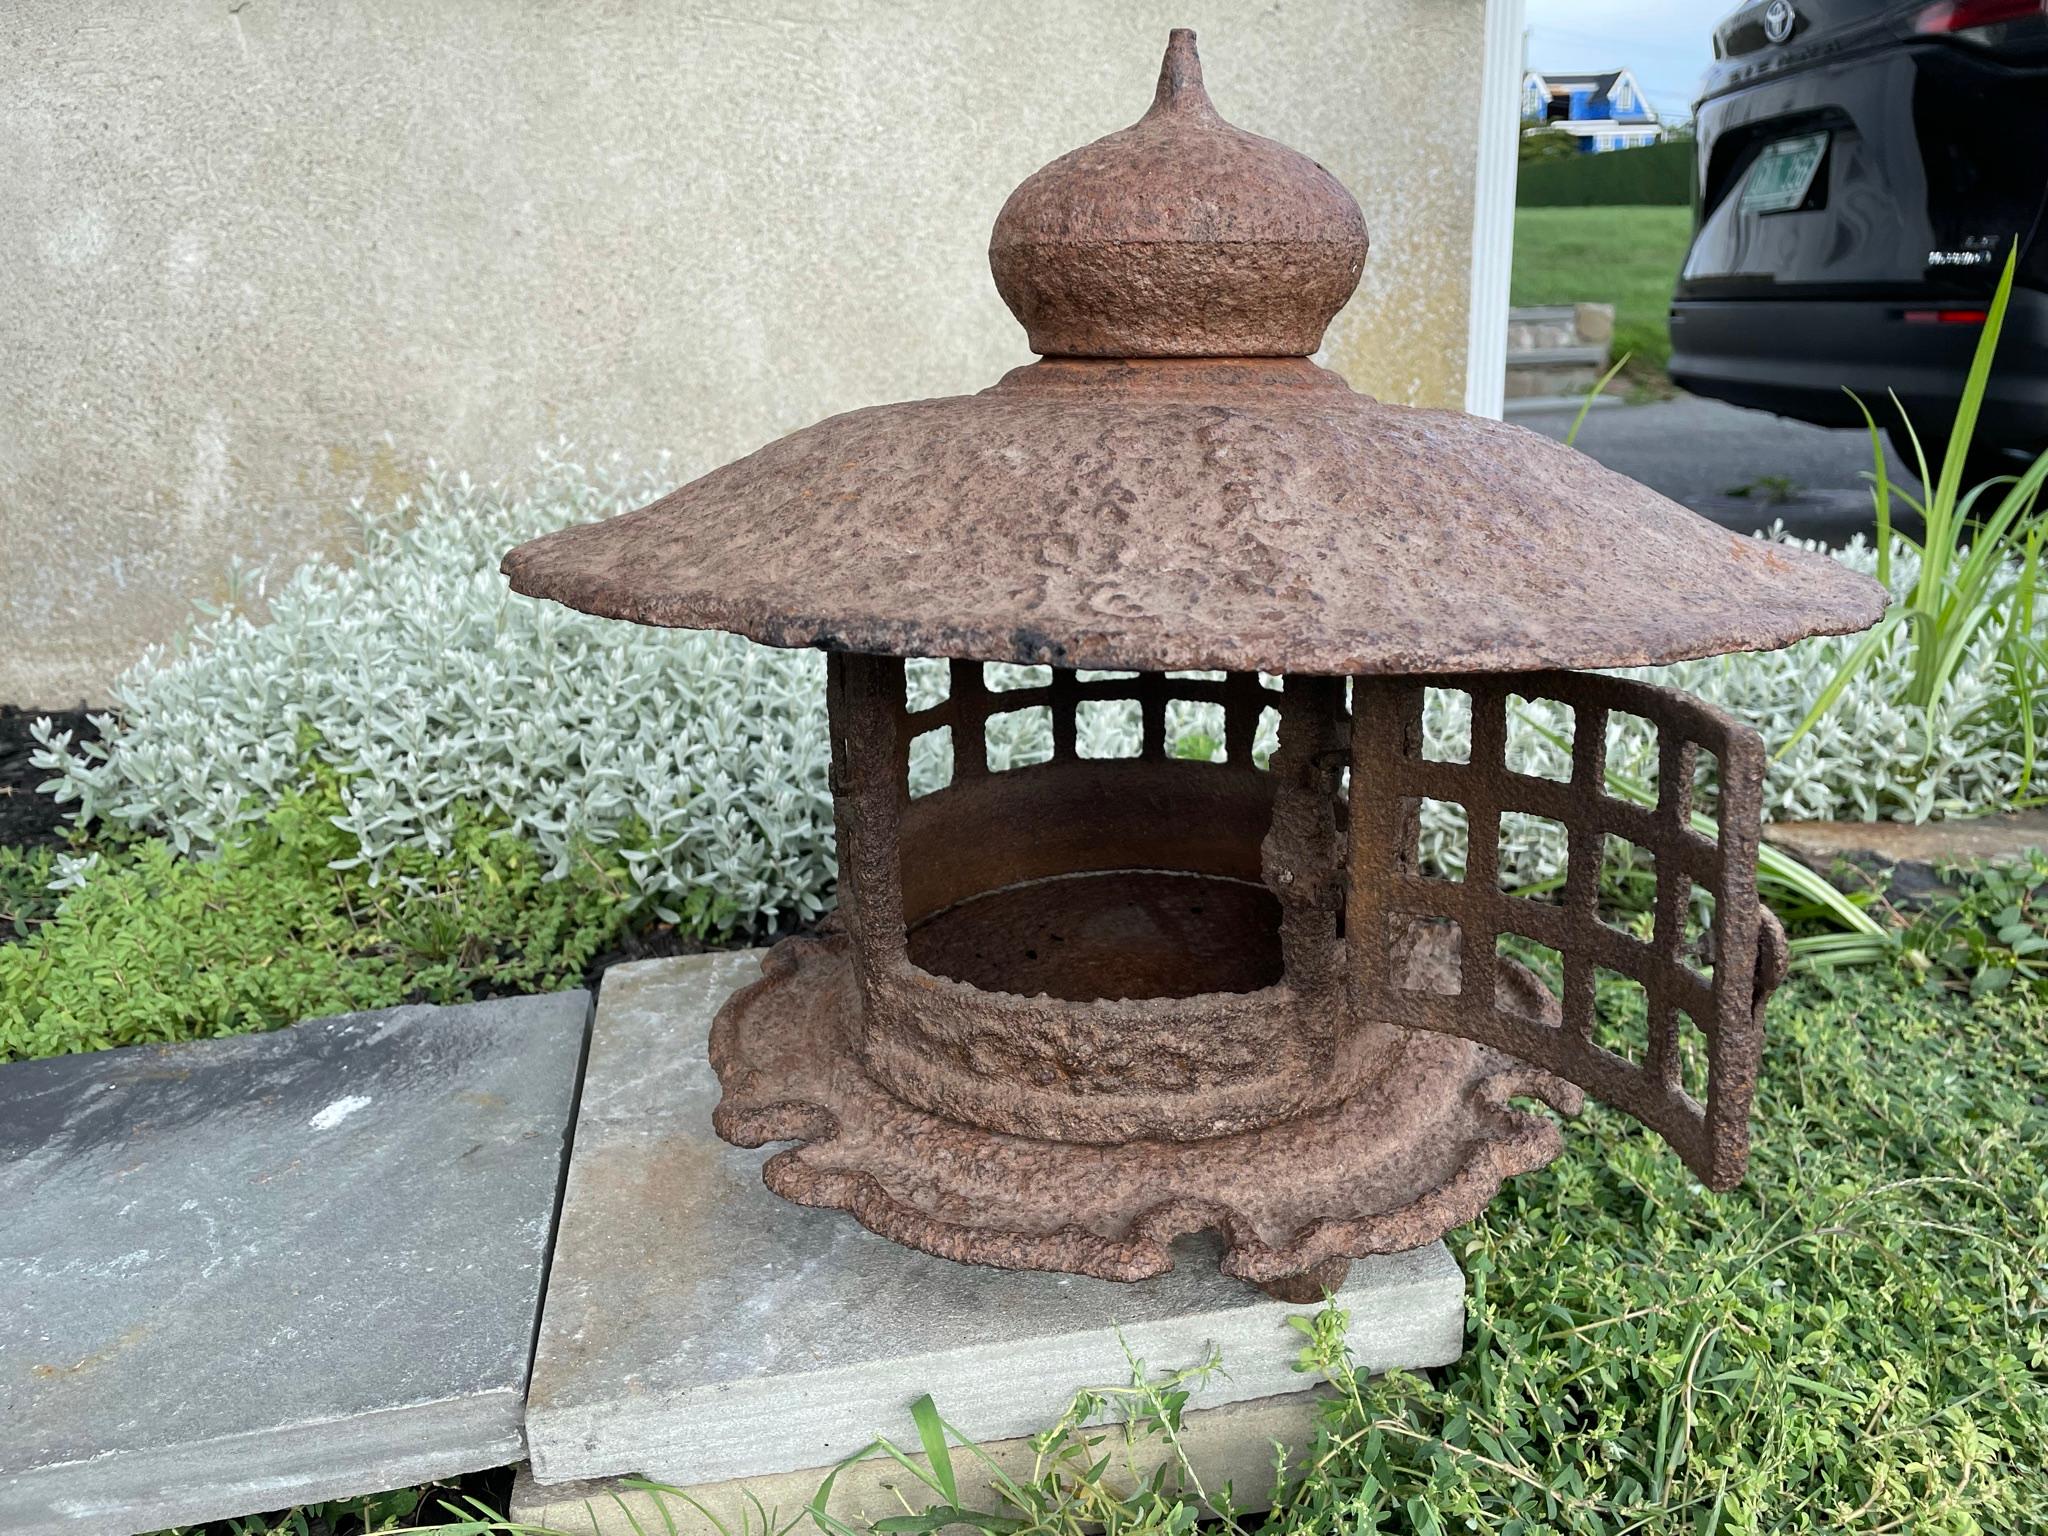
[0,991,589,1536]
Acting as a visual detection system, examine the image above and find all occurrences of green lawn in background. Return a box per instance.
[1511,204,1695,374]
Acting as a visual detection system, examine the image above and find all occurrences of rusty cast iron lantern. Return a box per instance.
[503,32,1886,1300]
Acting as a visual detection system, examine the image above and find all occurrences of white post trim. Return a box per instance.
[1464,0,1526,419]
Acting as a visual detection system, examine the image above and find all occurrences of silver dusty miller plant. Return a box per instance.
[31,450,2045,931]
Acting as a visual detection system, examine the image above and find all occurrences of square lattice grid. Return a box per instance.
[1348,671,1769,1188]
[898,663,1274,787]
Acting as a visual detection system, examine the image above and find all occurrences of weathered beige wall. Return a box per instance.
[0,0,1486,703]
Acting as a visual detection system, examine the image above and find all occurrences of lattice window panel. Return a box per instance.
[898,662,1276,790]
[1348,671,1779,1188]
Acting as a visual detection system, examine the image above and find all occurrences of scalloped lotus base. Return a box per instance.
[710,935,1585,1294]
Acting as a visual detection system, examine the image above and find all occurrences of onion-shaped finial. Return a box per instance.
[988,29,1370,358]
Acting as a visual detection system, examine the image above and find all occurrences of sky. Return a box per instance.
[1525,0,1724,122]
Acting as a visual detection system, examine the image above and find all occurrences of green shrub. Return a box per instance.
[1518,127,1579,165]
[1517,140,1694,207]
[1900,852,2048,1001]
[31,451,838,944]
[0,776,636,1062]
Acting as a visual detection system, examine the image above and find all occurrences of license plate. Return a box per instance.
[1740,132,1828,214]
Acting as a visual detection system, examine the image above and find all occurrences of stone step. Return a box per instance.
[1509,344,1609,369]
[1506,302,1615,362]
[1765,809,2048,905]
[1507,313,1580,350]
[0,953,1478,1535]
[1505,364,1608,401]
[0,992,590,1536]
[510,1389,1335,1535]
[522,952,1469,1490]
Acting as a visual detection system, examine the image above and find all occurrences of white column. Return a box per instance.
[1464,0,1526,419]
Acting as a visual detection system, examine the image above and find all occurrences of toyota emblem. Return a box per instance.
[1764,0,1797,43]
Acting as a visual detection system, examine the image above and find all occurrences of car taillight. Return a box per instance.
[1915,0,2048,35]
[1902,308,1991,324]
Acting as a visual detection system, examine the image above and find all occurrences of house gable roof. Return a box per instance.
[1521,66,1658,125]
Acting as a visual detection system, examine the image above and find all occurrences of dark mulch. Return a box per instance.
[0,704,95,850]
[157,1465,516,1535]
[582,910,823,993]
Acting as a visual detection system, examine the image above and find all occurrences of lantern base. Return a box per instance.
[710,934,1584,1294]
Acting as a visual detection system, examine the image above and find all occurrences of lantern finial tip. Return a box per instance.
[1150,29,1212,117]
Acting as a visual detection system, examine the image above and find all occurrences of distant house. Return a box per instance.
[1521,69,1662,153]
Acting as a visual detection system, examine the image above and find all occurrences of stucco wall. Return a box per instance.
[1,0,1487,703]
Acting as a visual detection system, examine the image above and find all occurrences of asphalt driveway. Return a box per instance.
[1512,395,1924,545]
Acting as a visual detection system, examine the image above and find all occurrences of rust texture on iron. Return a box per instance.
[711,929,1583,1291]
[717,655,1779,1293]
[1346,670,1784,1190]
[499,355,1886,677]
[989,28,1369,358]
[497,29,1884,1299]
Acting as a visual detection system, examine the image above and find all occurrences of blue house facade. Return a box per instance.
[1521,69,1662,153]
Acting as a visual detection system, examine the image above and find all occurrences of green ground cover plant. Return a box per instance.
[0,844,60,941]
[1251,966,2046,1532]
[1900,851,2048,1002]
[1509,205,1691,373]
[0,771,636,1062]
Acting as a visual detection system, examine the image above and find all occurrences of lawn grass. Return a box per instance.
[1511,205,1695,375]
[1273,964,2048,1532]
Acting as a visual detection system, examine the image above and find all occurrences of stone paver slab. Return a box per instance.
[512,1388,1328,1535]
[1769,810,2048,874]
[526,953,1465,1488]
[0,991,590,1536]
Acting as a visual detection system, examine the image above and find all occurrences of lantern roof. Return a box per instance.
[502,31,1885,676]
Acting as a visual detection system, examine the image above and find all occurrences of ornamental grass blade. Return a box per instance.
[1933,243,2019,522]
[808,1443,884,1536]
[1565,351,1633,449]
[1773,610,1905,760]
[605,1490,654,1536]
[1848,390,1895,588]
[1757,842,1889,948]
[2003,527,2047,794]
[1785,930,1896,969]
[1891,389,1936,525]
[910,1394,960,1506]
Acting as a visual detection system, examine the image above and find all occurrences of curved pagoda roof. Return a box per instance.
[502,31,1884,677]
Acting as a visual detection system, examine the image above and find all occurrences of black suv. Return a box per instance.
[1670,0,2048,472]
